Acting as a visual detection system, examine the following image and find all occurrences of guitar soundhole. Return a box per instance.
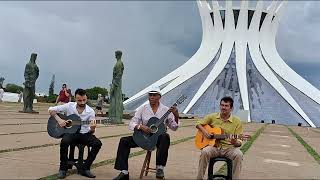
[150,125,158,134]
[65,120,72,129]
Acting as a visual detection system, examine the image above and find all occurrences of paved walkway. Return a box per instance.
[240,124,320,179]
[290,125,320,155]
[0,103,319,179]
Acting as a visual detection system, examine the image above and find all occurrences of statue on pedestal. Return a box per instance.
[109,50,124,123]
[22,53,39,113]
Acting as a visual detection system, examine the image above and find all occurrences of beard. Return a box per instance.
[78,104,86,108]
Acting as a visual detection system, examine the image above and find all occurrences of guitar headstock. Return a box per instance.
[175,95,187,105]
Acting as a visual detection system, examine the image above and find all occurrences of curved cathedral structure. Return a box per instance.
[124,0,320,127]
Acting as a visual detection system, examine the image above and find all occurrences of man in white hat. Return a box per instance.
[113,86,180,180]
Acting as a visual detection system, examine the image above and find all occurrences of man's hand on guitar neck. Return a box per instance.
[230,139,242,147]
[169,105,179,123]
[49,110,66,127]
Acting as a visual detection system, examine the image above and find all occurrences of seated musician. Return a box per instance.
[48,88,102,179]
[113,86,179,180]
[196,96,243,179]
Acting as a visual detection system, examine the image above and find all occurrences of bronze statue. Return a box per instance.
[22,53,39,113]
[109,50,124,123]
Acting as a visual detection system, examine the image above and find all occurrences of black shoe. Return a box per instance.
[156,168,165,179]
[80,170,96,178]
[57,170,67,179]
[113,172,129,180]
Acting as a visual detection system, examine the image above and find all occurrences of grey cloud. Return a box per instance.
[0,1,319,97]
[277,1,320,64]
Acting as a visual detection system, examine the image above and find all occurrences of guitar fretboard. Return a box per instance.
[154,110,172,127]
[213,134,243,140]
[71,119,111,125]
[151,95,186,128]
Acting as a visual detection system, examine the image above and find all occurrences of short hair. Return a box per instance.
[220,96,234,108]
[75,88,86,96]
[62,83,67,87]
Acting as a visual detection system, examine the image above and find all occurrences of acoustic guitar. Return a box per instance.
[195,124,251,149]
[133,95,187,151]
[47,113,111,139]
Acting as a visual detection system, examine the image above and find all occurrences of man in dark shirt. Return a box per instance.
[56,84,72,105]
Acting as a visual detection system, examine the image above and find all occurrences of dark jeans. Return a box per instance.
[114,133,170,171]
[60,133,102,171]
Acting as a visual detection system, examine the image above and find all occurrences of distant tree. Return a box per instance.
[45,94,58,103]
[6,83,23,93]
[85,86,108,100]
[0,77,4,88]
[49,74,55,96]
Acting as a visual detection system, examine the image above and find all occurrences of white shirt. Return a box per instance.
[48,102,95,134]
[0,88,4,100]
[128,102,179,131]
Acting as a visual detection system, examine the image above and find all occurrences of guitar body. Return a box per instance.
[133,117,166,151]
[47,114,82,139]
[195,125,223,149]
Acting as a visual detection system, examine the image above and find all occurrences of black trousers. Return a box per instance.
[114,133,170,171]
[60,133,102,171]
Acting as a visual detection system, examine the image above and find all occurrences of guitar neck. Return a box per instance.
[154,104,176,126]
[152,95,186,127]
[159,111,171,124]
[79,119,109,125]
[213,134,242,140]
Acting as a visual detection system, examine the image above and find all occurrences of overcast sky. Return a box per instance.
[0,1,319,97]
